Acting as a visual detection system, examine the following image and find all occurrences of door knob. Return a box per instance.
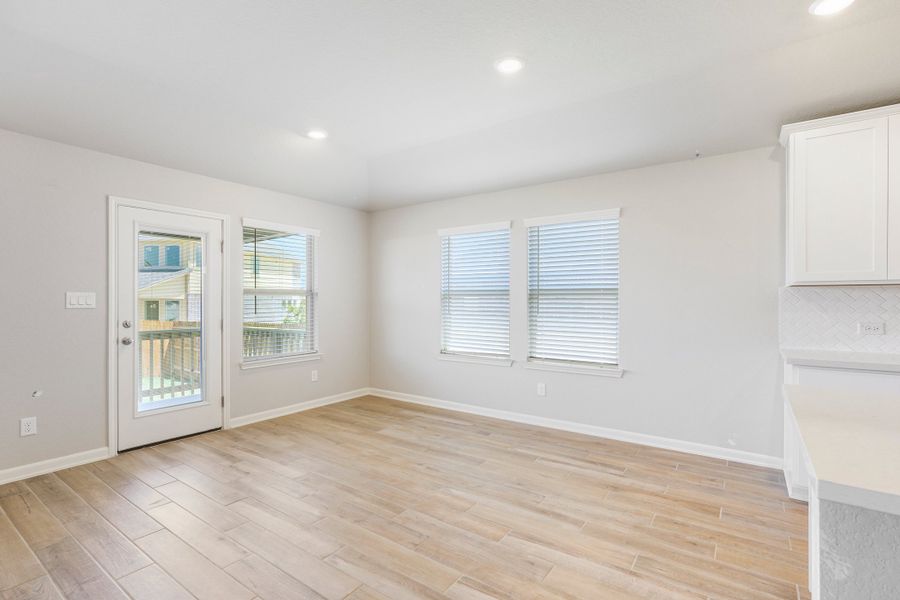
[121,337,133,345]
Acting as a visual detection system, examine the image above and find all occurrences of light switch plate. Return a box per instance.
[537,382,546,397]
[66,292,96,309]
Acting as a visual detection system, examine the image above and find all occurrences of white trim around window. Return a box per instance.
[525,359,623,377]
[439,221,511,360]
[526,208,621,369]
[436,353,514,367]
[437,221,511,237]
[242,217,320,238]
[523,208,620,228]
[240,352,323,369]
[241,219,319,367]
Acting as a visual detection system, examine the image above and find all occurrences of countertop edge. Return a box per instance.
[818,479,900,517]
[784,384,900,516]
[780,348,900,372]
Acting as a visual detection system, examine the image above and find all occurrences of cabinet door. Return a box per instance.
[788,118,888,284]
[888,115,900,280]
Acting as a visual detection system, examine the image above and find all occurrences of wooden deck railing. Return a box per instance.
[139,327,201,402]
[139,326,308,402]
[242,326,308,359]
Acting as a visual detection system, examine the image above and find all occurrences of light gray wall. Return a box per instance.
[0,129,369,470]
[369,146,785,458]
[1,132,785,470]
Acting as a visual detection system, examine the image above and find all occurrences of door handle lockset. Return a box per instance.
[121,337,133,345]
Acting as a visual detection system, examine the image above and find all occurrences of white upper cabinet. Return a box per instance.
[781,105,900,285]
[888,115,900,281]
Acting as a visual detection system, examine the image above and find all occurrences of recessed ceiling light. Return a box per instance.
[307,129,328,140]
[809,0,855,16]
[494,57,524,75]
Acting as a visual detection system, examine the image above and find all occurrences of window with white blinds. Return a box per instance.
[242,220,318,362]
[440,223,510,358]
[527,210,620,367]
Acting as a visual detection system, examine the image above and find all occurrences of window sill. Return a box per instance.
[524,359,623,378]
[240,353,322,370]
[436,353,514,367]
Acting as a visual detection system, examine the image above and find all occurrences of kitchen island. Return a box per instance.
[784,385,900,600]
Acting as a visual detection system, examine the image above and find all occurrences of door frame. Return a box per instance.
[107,195,231,457]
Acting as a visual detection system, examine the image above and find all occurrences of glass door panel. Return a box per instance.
[137,230,204,412]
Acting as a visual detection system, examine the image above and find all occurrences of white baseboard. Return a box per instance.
[368,388,783,470]
[0,447,111,486]
[227,388,371,428]
[0,387,781,487]
[787,484,810,502]
[783,464,810,502]
[785,473,811,502]
[0,389,368,486]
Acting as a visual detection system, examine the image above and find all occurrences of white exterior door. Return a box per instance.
[115,204,224,451]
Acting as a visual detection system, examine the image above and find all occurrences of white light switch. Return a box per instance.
[66,292,96,309]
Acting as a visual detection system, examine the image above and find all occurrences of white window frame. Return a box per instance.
[524,208,623,378]
[438,221,513,367]
[240,218,321,369]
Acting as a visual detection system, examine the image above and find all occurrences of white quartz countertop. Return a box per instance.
[785,384,900,516]
[781,348,900,372]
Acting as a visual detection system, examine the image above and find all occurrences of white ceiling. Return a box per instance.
[2,1,900,210]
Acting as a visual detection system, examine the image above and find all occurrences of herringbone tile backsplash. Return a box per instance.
[780,286,900,352]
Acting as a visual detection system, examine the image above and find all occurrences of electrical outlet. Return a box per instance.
[536,382,546,397]
[20,417,37,437]
[859,322,885,335]
[311,370,318,382]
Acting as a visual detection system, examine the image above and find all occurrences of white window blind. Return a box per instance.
[527,211,619,366]
[242,222,318,361]
[440,224,510,358]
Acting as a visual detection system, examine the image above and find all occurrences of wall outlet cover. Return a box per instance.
[311,370,319,382]
[536,382,546,397]
[858,322,886,335]
[20,417,37,436]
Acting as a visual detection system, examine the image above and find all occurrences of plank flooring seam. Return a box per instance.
[0,502,65,598]
[20,476,136,599]
[0,396,809,600]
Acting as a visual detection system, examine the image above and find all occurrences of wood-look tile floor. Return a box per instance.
[0,396,809,600]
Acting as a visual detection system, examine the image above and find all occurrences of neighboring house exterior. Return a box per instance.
[138,236,202,325]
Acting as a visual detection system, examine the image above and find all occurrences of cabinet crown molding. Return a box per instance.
[780,102,900,147]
